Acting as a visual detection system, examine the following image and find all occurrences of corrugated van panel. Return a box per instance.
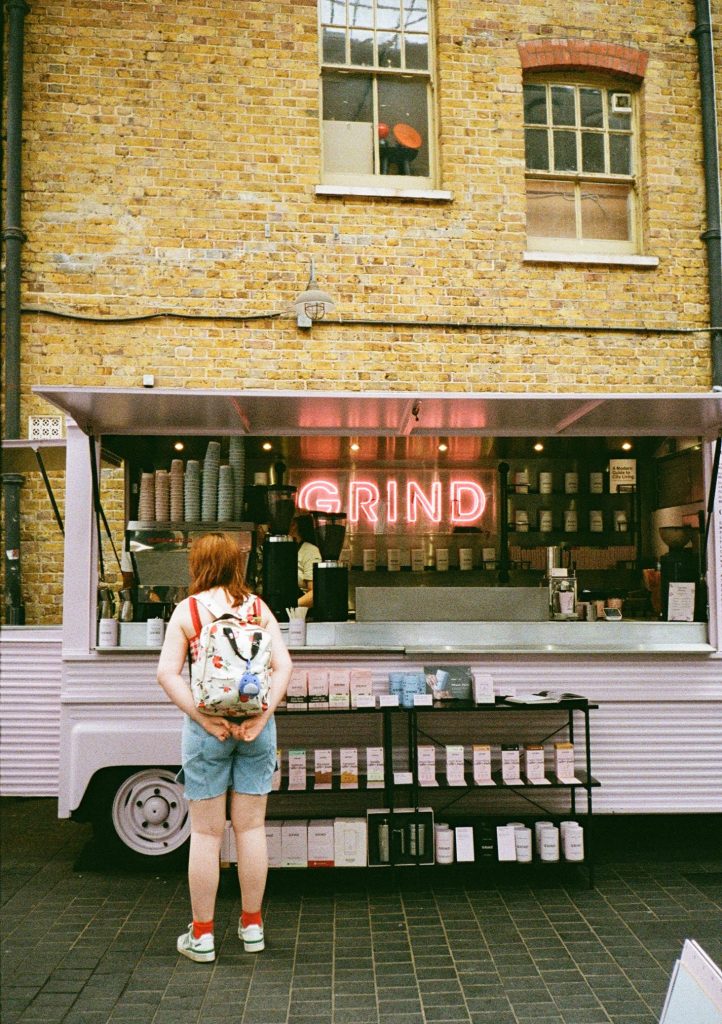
[0,631,63,796]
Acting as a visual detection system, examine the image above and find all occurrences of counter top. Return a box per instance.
[95,619,716,656]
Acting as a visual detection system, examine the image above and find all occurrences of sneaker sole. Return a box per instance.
[177,940,215,963]
[238,927,265,953]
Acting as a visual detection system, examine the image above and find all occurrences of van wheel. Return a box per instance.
[91,768,190,863]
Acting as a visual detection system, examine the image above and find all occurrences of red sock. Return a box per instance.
[193,919,214,939]
[241,910,262,928]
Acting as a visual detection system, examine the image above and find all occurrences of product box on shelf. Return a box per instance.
[446,745,467,785]
[307,819,335,867]
[417,745,438,787]
[288,749,307,791]
[473,745,494,785]
[334,818,367,867]
[473,672,495,704]
[314,749,333,790]
[281,820,308,868]
[496,825,518,862]
[350,669,374,708]
[501,744,523,784]
[340,748,359,789]
[265,821,283,868]
[368,808,435,865]
[286,669,308,711]
[554,742,578,781]
[454,825,475,862]
[365,746,385,788]
[329,669,350,709]
[524,744,548,784]
[307,669,329,710]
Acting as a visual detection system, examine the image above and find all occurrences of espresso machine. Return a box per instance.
[262,485,298,622]
[311,511,349,622]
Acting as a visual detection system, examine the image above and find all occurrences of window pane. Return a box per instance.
[527,179,577,238]
[322,73,375,174]
[322,72,373,121]
[608,93,631,130]
[377,31,401,67]
[378,77,429,175]
[404,0,428,31]
[321,0,346,25]
[609,134,632,175]
[551,85,576,126]
[582,132,604,173]
[322,26,346,63]
[553,130,577,171]
[350,26,374,64]
[349,0,373,26]
[376,0,401,30]
[580,88,603,127]
[405,33,428,69]
[524,84,547,125]
[525,128,549,170]
[581,183,631,240]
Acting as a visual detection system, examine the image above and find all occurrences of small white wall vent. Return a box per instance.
[611,92,632,114]
[28,415,64,441]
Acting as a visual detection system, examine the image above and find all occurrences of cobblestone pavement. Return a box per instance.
[1,799,721,1024]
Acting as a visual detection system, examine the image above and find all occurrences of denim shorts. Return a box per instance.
[179,715,277,802]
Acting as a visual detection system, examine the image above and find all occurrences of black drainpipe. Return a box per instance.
[692,0,722,390]
[2,0,30,623]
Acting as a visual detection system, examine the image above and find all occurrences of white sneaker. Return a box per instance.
[177,924,215,962]
[239,921,265,953]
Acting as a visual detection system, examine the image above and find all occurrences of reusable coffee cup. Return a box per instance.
[539,509,553,532]
[98,618,118,647]
[539,472,553,494]
[388,672,405,698]
[435,826,454,865]
[362,549,377,572]
[387,547,401,572]
[146,618,165,646]
[564,472,579,494]
[540,826,560,862]
[589,510,604,532]
[534,820,554,853]
[410,548,425,572]
[459,547,473,570]
[435,547,449,571]
[564,510,578,532]
[563,825,585,862]
[288,618,306,645]
[514,826,533,863]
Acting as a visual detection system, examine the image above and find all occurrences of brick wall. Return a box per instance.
[5,0,714,621]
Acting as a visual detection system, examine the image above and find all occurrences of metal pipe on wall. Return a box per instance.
[693,0,722,390]
[2,0,30,623]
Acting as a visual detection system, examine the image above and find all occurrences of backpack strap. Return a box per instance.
[189,596,203,637]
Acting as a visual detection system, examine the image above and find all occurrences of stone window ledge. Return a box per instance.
[316,184,454,201]
[524,251,659,267]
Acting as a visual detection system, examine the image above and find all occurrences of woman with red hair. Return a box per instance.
[157,532,292,963]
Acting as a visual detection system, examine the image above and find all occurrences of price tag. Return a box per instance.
[413,693,433,707]
[378,694,399,707]
[354,694,376,709]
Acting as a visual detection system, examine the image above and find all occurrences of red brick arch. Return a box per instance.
[518,38,648,81]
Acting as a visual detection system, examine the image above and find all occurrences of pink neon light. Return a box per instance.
[450,480,486,524]
[349,481,380,524]
[406,480,442,524]
[386,479,398,524]
[297,480,342,514]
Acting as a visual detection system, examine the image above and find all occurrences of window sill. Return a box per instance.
[316,184,454,201]
[523,251,659,267]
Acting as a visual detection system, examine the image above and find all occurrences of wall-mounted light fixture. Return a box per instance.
[621,441,633,451]
[262,441,273,452]
[533,441,544,452]
[173,441,185,451]
[294,257,335,329]
[438,441,448,453]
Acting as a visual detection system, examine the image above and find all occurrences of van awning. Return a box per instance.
[32,386,722,439]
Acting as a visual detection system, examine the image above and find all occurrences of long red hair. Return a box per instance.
[188,533,250,605]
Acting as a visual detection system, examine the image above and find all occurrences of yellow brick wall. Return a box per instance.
[6,0,716,622]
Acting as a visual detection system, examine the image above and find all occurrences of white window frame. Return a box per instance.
[523,75,641,256]
[319,0,437,190]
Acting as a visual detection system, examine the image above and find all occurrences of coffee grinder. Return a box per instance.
[311,511,349,622]
[262,485,298,622]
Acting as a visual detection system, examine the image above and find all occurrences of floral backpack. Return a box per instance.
[188,592,272,718]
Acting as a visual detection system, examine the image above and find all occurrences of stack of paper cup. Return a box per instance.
[154,470,170,521]
[217,465,234,521]
[201,441,221,522]
[138,473,155,521]
[170,460,184,522]
[539,825,560,862]
[434,824,454,864]
[184,461,201,521]
[560,821,584,861]
[229,436,245,521]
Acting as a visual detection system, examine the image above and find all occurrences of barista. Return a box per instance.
[289,514,321,608]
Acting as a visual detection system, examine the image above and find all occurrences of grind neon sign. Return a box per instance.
[296,477,487,526]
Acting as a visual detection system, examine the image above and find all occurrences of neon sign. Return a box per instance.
[297,477,488,526]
